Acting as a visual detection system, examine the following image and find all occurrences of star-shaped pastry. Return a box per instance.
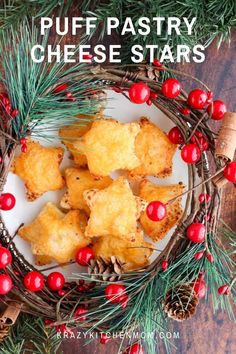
[59,114,97,167]
[81,119,141,176]
[84,177,145,241]
[92,229,153,271]
[129,117,177,179]
[60,167,112,214]
[18,203,90,264]
[13,140,65,201]
[139,180,184,241]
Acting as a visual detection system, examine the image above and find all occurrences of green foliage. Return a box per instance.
[0,21,102,141]
[1,314,62,354]
[82,0,236,62]
[0,0,74,31]
[68,225,235,354]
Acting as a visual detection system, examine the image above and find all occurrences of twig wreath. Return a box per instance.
[0,23,235,353]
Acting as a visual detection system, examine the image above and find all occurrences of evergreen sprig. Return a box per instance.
[82,0,236,62]
[0,21,102,141]
[1,314,62,354]
[65,225,235,354]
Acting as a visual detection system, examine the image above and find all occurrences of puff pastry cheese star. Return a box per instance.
[59,113,98,167]
[18,202,90,264]
[92,229,153,271]
[13,140,65,201]
[139,180,184,241]
[81,119,141,176]
[60,167,112,214]
[84,177,145,241]
[129,117,177,179]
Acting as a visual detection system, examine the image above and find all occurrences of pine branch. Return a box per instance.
[1,314,62,354]
[0,21,102,142]
[0,0,74,31]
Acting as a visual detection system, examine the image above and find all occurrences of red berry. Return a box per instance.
[207,100,226,120]
[65,91,73,98]
[11,109,19,118]
[21,144,27,153]
[5,104,12,115]
[206,253,214,263]
[181,144,201,164]
[129,82,150,104]
[58,289,66,296]
[152,58,162,67]
[120,294,129,309]
[191,131,209,152]
[124,343,144,354]
[75,247,94,266]
[150,92,158,99]
[206,91,213,104]
[193,278,206,299]
[20,137,27,145]
[218,285,230,295]
[105,284,127,304]
[53,83,69,93]
[112,87,123,93]
[146,98,152,106]
[56,324,73,335]
[0,247,12,268]
[188,89,208,109]
[44,319,53,326]
[82,54,93,63]
[168,126,184,144]
[47,272,65,291]
[187,223,206,243]
[223,161,236,183]
[162,260,168,272]
[194,251,204,260]
[74,306,88,321]
[24,271,44,292]
[146,201,167,222]
[100,333,111,344]
[179,107,190,115]
[0,193,16,211]
[0,274,13,295]
[162,78,181,98]
[198,193,211,204]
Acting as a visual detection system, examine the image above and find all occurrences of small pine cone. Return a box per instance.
[88,256,124,282]
[163,284,199,321]
[138,64,160,82]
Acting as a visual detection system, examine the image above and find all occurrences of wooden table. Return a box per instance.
[61,32,236,354]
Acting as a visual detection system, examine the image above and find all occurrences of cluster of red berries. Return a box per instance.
[0,93,19,119]
[19,137,27,153]
[194,250,214,263]
[53,83,76,102]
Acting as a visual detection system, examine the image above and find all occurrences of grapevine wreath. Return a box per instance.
[0,24,235,354]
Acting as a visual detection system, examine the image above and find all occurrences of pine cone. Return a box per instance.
[88,256,124,282]
[163,284,199,321]
[138,64,160,81]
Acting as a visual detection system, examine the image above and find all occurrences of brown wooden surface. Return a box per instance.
[59,29,236,354]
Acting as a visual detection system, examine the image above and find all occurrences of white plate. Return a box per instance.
[2,91,188,279]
